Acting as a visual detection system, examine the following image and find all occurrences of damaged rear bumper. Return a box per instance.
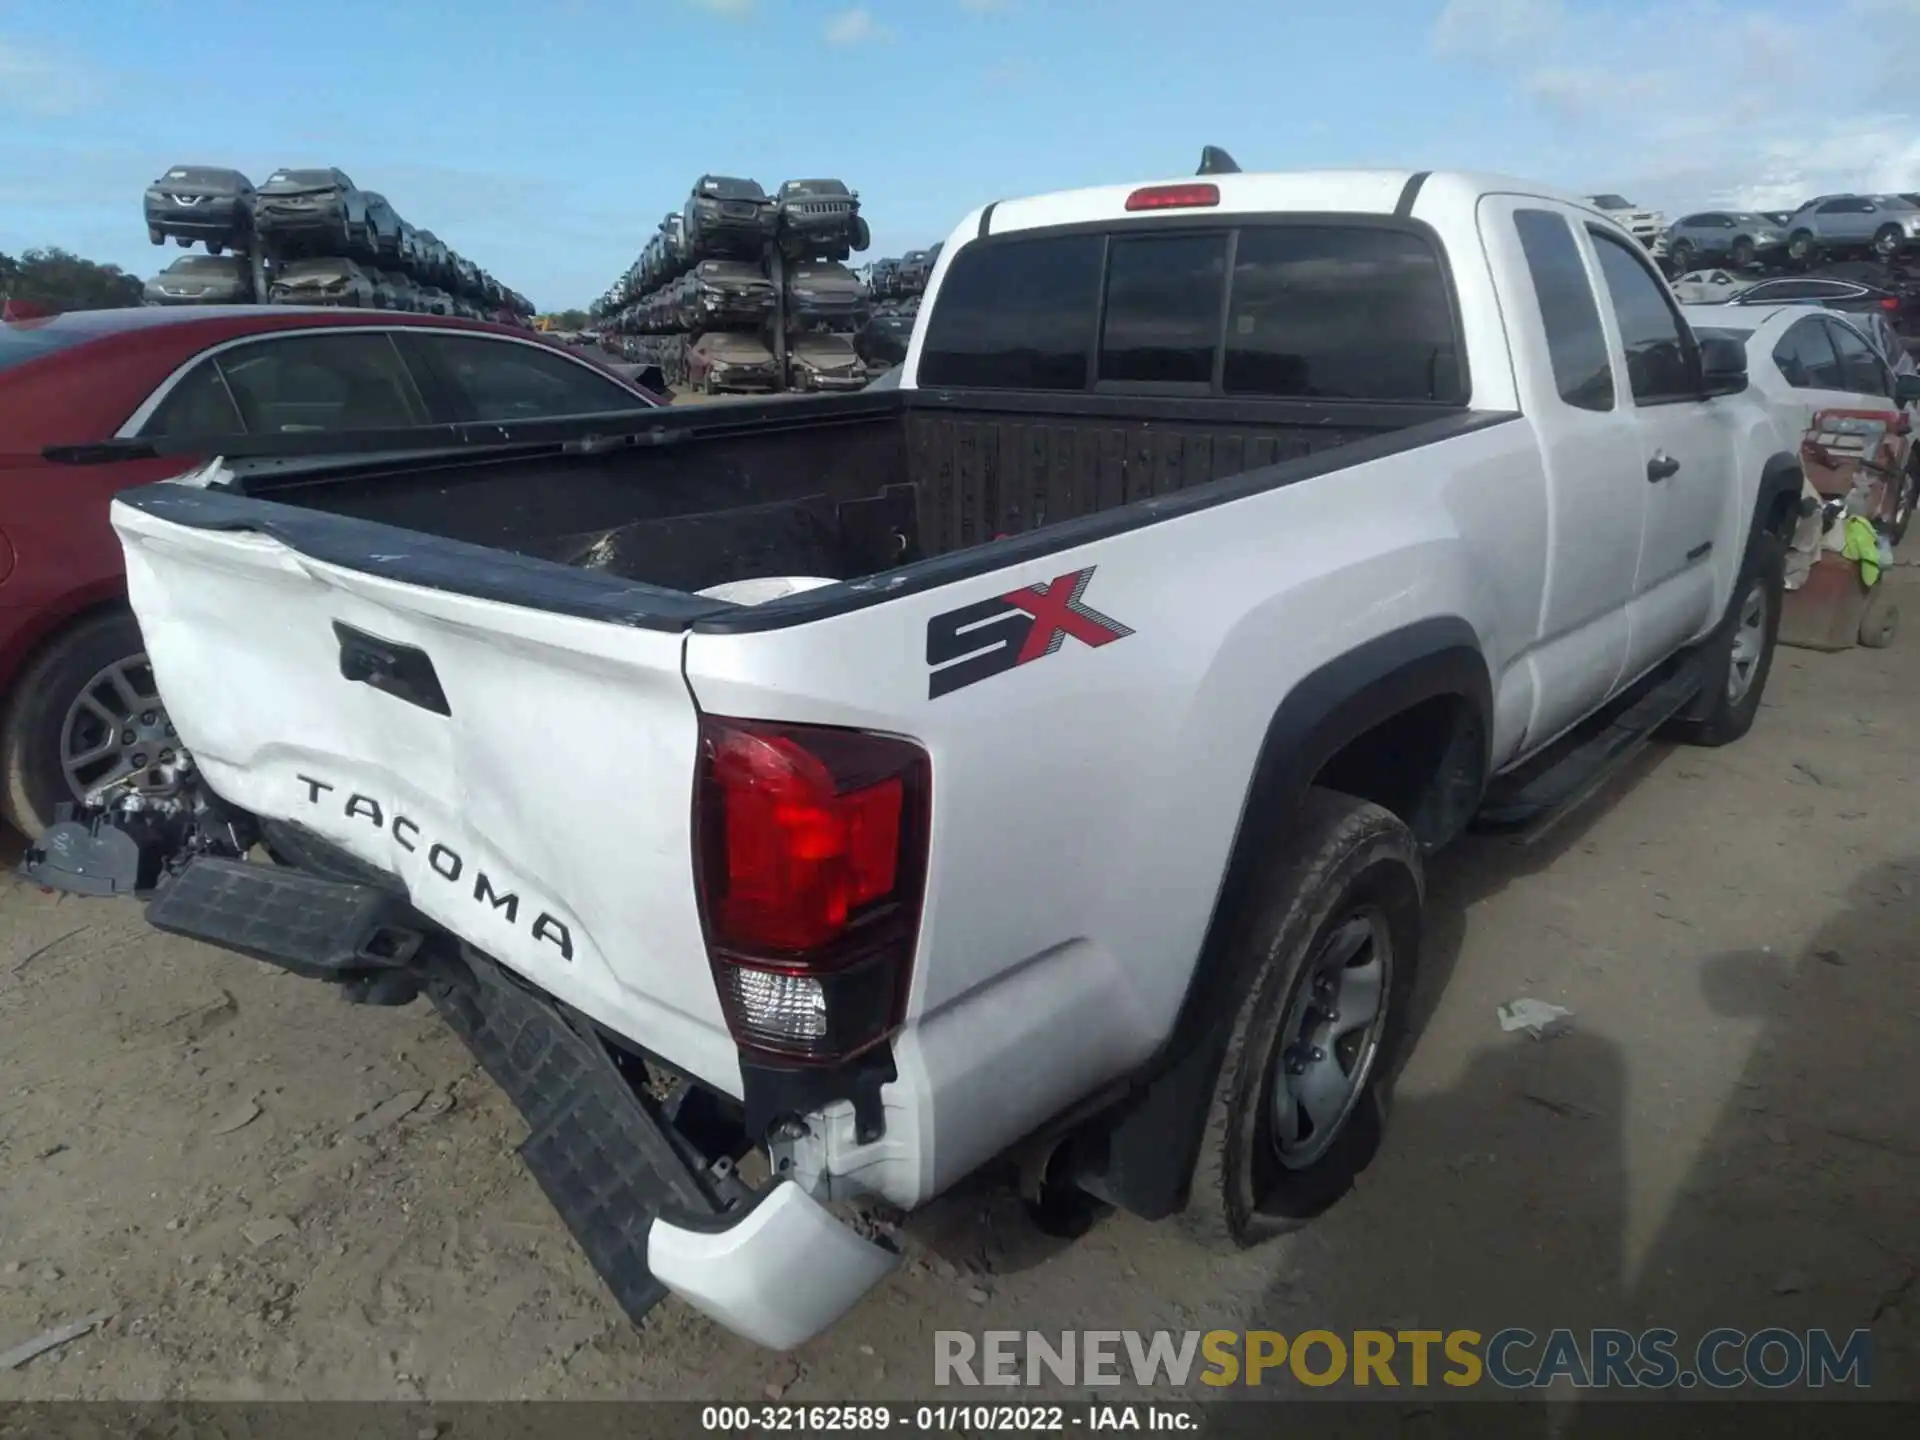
[20,837,898,1348]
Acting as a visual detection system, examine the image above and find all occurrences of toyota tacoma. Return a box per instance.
[23,161,1803,1352]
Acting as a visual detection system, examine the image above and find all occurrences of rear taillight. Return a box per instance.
[1125,182,1220,212]
[694,716,930,1064]
[1882,297,1901,311]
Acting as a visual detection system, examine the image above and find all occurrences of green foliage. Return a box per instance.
[0,247,144,311]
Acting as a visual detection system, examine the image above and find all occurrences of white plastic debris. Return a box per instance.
[1497,998,1573,1040]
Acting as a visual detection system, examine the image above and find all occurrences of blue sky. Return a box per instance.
[5,0,1919,310]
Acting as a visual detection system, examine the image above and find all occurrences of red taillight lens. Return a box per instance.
[1125,183,1221,212]
[695,716,930,1062]
[1882,297,1901,311]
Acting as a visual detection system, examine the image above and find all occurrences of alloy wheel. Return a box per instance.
[1269,908,1394,1170]
[1727,579,1771,706]
[60,654,174,801]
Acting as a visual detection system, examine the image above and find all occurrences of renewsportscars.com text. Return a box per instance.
[933,1328,1874,1390]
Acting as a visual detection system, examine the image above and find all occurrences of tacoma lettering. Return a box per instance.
[294,773,574,961]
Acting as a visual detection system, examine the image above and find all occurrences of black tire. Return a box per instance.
[0,609,161,838]
[1859,585,1899,649]
[148,226,164,246]
[1788,230,1817,263]
[1731,237,1756,268]
[1885,465,1916,546]
[1668,239,1695,271]
[851,215,872,254]
[175,235,191,249]
[1667,533,1786,748]
[1179,789,1422,1249]
[1875,225,1905,260]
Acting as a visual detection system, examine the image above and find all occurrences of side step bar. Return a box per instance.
[145,856,424,980]
[431,949,726,1323]
[1473,655,1706,845]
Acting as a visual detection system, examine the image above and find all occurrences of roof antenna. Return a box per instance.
[1197,146,1241,176]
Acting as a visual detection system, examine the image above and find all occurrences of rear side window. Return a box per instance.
[211,332,428,434]
[1772,317,1841,389]
[407,333,649,420]
[1513,209,1614,412]
[142,362,246,438]
[1589,231,1696,402]
[1826,319,1890,397]
[1224,228,1462,401]
[916,233,1104,390]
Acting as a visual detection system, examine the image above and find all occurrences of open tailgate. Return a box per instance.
[111,488,745,1095]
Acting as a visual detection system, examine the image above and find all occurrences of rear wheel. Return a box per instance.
[1788,229,1817,263]
[1885,462,1917,546]
[0,611,172,838]
[1859,585,1900,649]
[1731,236,1756,268]
[1875,225,1905,260]
[1668,238,1696,271]
[1179,789,1422,1249]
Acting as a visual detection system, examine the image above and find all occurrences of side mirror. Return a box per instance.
[1697,335,1749,397]
[1895,373,1920,406]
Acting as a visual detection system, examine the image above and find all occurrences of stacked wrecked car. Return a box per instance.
[594,172,872,393]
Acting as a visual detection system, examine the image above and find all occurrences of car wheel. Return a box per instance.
[1669,239,1695,271]
[1788,229,1817,263]
[851,215,872,254]
[1731,237,1756,268]
[1884,464,1917,547]
[1875,225,1905,260]
[1666,533,1786,748]
[1178,788,1421,1249]
[175,235,191,248]
[1859,585,1900,649]
[148,226,164,246]
[0,610,172,838]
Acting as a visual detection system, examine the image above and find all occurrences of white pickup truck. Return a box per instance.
[25,162,1805,1351]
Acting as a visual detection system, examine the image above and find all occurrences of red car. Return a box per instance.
[0,305,665,837]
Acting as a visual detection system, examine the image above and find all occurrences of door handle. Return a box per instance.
[1647,452,1681,482]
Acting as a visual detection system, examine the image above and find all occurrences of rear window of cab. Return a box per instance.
[916,222,1466,403]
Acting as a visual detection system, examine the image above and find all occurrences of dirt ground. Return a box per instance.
[1,568,1916,1404]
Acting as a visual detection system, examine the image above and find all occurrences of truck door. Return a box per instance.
[1478,197,1642,756]
[1584,229,1727,682]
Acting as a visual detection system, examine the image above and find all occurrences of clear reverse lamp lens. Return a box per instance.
[726,968,828,1043]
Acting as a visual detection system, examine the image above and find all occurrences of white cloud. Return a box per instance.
[0,37,102,116]
[1431,0,1920,214]
[1431,0,1564,56]
[824,7,887,44]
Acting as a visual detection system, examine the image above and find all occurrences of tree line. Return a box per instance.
[0,248,144,312]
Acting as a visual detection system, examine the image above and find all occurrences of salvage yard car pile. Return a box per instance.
[592,175,872,393]
[852,243,941,374]
[140,163,533,322]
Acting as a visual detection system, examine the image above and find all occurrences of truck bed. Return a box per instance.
[129,389,1477,625]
